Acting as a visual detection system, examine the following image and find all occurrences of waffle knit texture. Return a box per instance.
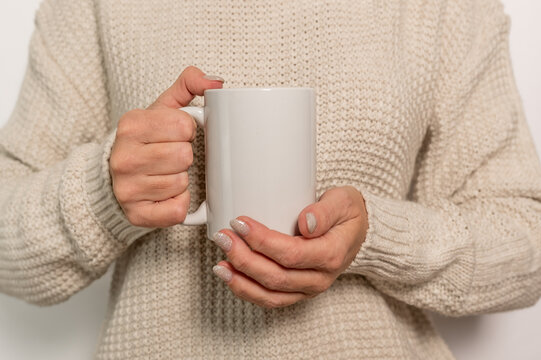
[1,0,541,359]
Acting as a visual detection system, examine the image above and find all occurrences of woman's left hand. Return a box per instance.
[211,186,369,309]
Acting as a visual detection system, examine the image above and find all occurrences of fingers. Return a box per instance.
[118,108,197,144]
[139,142,194,175]
[124,191,191,228]
[297,186,365,238]
[111,141,194,176]
[213,229,333,295]
[229,216,344,272]
[138,172,190,201]
[214,261,310,309]
[149,66,224,110]
[113,172,189,203]
[111,66,224,229]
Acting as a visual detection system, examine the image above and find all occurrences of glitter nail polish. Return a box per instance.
[212,232,232,252]
[230,219,249,236]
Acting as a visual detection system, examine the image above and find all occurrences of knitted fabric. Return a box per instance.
[1,0,541,359]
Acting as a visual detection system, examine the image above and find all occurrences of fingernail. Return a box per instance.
[306,212,317,233]
[213,265,232,282]
[203,74,225,82]
[230,218,249,236]
[212,232,232,252]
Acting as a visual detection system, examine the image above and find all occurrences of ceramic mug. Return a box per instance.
[179,87,316,239]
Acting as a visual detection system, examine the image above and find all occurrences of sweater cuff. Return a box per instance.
[342,188,413,280]
[84,130,154,246]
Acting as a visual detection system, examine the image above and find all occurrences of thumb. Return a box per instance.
[297,187,362,238]
[149,66,224,109]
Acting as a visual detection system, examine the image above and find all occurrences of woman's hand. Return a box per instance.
[211,186,369,309]
[109,66,224,227]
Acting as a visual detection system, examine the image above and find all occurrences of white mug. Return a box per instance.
[179,88,316,239]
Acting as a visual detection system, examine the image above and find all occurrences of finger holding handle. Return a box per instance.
[110,66,224,228]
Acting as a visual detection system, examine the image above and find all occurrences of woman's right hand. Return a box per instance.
[109,66,224,228]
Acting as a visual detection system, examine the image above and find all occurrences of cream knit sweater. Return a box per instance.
[1,0,541,359]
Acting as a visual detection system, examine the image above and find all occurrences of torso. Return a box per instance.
[94,1,452,358]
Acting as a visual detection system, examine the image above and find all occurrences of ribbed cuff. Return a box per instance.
[84,130,154,246]
[343,187,475,290]
[342,189,414,280]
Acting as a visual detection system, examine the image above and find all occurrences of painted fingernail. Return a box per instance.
[212,232,232,252]
[230,218,249,236]
[213,265,233,282]
[306,212,317,233]
[203,74,225,82]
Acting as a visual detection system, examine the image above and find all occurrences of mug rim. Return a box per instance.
[204,87,314,94]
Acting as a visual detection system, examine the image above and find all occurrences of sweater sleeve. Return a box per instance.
[342,0,541,317]
[0,0,153,306]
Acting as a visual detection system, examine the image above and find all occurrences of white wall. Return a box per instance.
[431,1,541,359]
[0,2,112,360]
[0,1,540,359]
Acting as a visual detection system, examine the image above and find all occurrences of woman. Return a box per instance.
[1,0,540,358]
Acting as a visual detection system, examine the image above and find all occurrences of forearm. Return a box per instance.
[341,0,541,316]
[0,132,152,305]
[343,188,541,316]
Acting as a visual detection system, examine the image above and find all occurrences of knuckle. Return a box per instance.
[280,244,302,268]
[126,209,147,227]
[111,150,138,175]
[170,208,187,224]
[116,122,130,139]
[334,186,359,219]
[326,252,343,273]
[183,65,198,76]
[320,211,332,231]
[109,153,123,174]
[179,143,194,167]
[249,234,266,253]
[180,191,191,208]
[171,199,189,223]
[305,283,323,295]
[130,108,146,120]
[263,271,288,291]
[179,114,196,140]
[250,230,276,254]
[231,284,250,302]
[310,277,332,294]
[113,182,135,204]
[124,153,140,173]
[178,172,190,192]
[233,256,250,274]
[343,191,356,216]
[117,110,144,138]
[324,276,335,291]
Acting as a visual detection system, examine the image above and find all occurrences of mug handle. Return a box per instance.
[178,106,207,225]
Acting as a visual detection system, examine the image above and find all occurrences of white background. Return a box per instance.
[0,1,540,359]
